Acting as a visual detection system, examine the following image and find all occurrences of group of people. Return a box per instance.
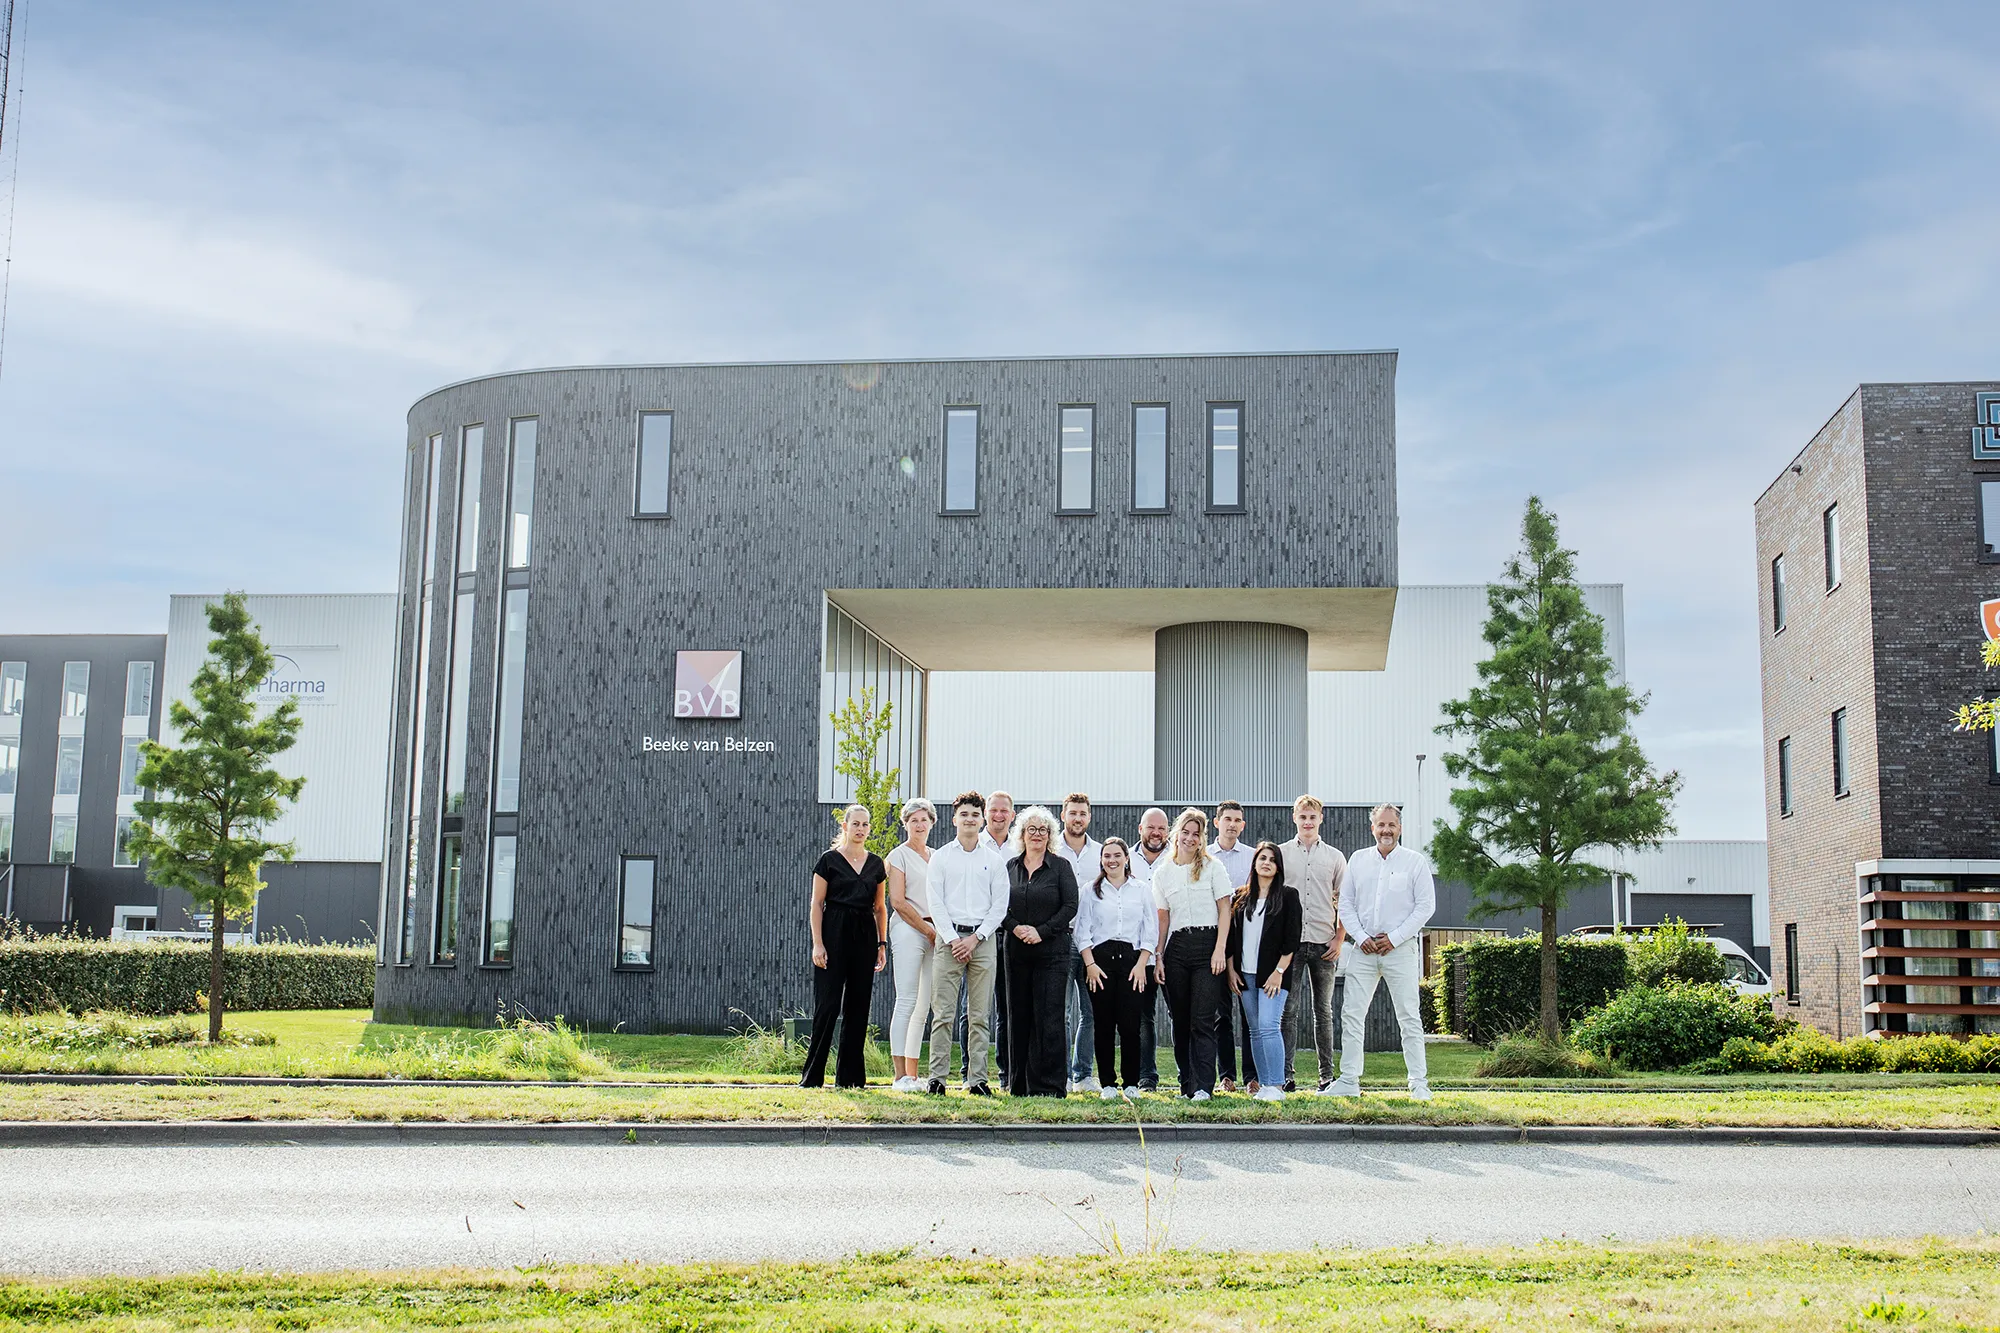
[800,791,1436,1102]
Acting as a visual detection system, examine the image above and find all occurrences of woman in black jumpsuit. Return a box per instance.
[800,804,889,1088]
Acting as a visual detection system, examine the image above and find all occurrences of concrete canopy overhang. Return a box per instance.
[825,587,1398,671]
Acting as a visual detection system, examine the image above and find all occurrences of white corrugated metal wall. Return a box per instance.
[163,594,397,862]
[1612,839,1771,948]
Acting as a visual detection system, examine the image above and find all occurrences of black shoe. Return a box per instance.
[1283,1080,1297,1094]
[967,1083,994,1097]
[926,1078,946,1096]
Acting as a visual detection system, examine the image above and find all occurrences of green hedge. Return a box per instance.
[1433,936,1630,1044]
[1720,1029,2000,1074]
[0,939,374,1015]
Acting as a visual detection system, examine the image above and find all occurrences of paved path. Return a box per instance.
[2,1139,1995,1275]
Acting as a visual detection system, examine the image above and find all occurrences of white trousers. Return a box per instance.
[1331,936,1427,1094]
[888,915,936,1059]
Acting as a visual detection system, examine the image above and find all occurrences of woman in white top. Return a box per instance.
[884,798,937,1091]
[1076,837,1157,1097]
[1149,807,1236,1099]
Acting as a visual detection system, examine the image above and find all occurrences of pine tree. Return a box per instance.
[828,687,903,856]
[126,593,306,1042]
[1433,497,1681,1042]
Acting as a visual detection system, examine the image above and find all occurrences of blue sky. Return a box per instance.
[2,2,1996,839]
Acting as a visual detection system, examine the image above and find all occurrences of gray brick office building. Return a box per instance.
[1756,381,2000,1037]
[379,353,1401,1030]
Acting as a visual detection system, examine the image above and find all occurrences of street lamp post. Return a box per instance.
[1414,753,1426,851]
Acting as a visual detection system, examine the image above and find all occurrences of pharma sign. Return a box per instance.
[674,650,741,718]
[253,647,339,707]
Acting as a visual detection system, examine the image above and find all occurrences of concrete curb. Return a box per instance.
[1,1120,1994,1149]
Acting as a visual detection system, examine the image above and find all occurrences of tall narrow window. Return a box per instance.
[1133,404,1168,512]
[395,433,446,966]
[1981,481,2000,563]
[484,834,516,965]
[1057,406,1094,513]
[433,835,462,964]
[1784,923,1800,1004]
[49,815,77,864]
[0,735,14,797]
[1831,707,1850,797]
[123,663,153,721]
[118,736,145,797]
[114,816,139,867]
[506,419,538,569]
[1823,503,1841,591]
[636,411,673,517]
[0,816,12,862]
[618,856,656,968]
[61,662,89,718]
[440,591,477,815]
[1207,403,1243,511]
[54,737,83,797]
[455,426,484,575]
[1777,736,1793,816]
[942,407,979,514]
[491,589,529,815]
[0,662,23,715]
[1771,554,1787,632]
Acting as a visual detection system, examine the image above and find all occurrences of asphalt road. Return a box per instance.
[2,1139,1995,1275]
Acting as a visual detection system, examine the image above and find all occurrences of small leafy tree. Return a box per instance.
[1622,917,1727,988]
[1432,497,1681,1042]
[127,593,305,1042]
[828,686,902,856]
[1953,640,2000,734]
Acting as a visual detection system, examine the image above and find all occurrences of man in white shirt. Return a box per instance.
[1206,800,1254,1091]
[1280,795,1347,1092]
[1054,793,1103,1092]
[1326,803,1435,1101]
[979,791,1016,1081]
[1128,806,1171,1089]
[925,791,1010,1095]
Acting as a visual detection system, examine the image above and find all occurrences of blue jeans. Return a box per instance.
[1241,984,1288,1092]
[1066,944,1096,1082]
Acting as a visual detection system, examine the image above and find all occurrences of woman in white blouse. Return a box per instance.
[1149,808,1236,1100]
[884,798,937,1092]
[1076,837,1157,1098]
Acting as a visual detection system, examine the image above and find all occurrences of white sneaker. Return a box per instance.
[1190,1089,1211,1102]
[890,1075,916,1092]
[1407,1086,1433,1103]
[1100,1087,1122,1101]
[1256,1086,1286,1102]
[1075,1076,1101,1093]
[1320,1083,1361,1099]
[1123,1086,1142,1098]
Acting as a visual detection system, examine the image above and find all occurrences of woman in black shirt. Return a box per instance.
[1002,805,1079,1096]
[801,804,889,1089]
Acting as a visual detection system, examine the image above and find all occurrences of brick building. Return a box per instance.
[1756,382,2000,1037]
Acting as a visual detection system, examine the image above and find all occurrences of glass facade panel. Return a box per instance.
[1771,554,1787,630]
[54,737,83,797]
[1058,407,1093,512]
[637,412,673,516]
[118,736,144,797]
[0,735,15,796]
[0,815,11,862]
[942,407,978,513]
[61,662,89,718]
[819,602,926,804]
[1208,404,1242,510]
[114,815,138,867]
[394,432,446,966]
[456,425,484,575]
[1133,405,1168,511]
[124,662,153,719]
[1777,736,1792,815]
[1823,503,1841,590]
[506,419,538,569]
[1983,481,2000,559]
[434,835,462,965]
[1783,922,1799,1003]
[485,834,516,965]
[492,588,529,815]
[441,591,477,815]
[0,662,22,715]
[619,857,656,968]
[1831,708,1849,796]
[49,815,77,864]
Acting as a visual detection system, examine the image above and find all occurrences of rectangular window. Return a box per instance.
[118,735,145,798]
[0,662,22,715]
[491,588,529,815]
[456,425,484,574]
[54,736,83,797]
[123,662,153,720]
[1777,736,1793,816]
[0,815,11,862]
[484,833,516,965]
[440,591,477,815]
[1831,707,1850,797]
[1207,403,1243,511]
[636,411,673,517]
[618,856,656,968]
[1132,404,1168,512]
[1784,923,1800,1004]
[395,432,446,967]
[49,814,77,864]
[114,815,138,867]
[942,407,979,514]
[506,419,538,569]
[0,735,15,796]
[1057,406,1093,513]
[1823,503,1841,591]
[61,662,89,718]
[1981,482,2000,563]
[433,835,462,965]
[1771,554,1787,632]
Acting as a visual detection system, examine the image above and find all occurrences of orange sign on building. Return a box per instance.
[1981,598,2000,642]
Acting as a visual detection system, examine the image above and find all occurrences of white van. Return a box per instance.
[1569,925,1773,998]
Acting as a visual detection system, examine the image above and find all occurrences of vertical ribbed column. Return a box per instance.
[1154,622,1308,804]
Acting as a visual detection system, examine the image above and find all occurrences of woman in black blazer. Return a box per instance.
[1226,840,1302,1103]
[1003,805,1079,1097]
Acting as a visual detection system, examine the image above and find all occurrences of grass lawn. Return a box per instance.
[1,1240,1995,1330]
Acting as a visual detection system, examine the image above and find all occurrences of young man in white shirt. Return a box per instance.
[924,790,1010,1095]
[1206,800,1253,1091]
[1325,803,1435,1101]
[1128,806,1171,1089]
[980,790,1016,1082]
[1055,793,1103,1092]
[1279,794,1347,1092]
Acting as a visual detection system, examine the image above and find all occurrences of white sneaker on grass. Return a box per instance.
[1190,1089,1211,1102]
[1407,1086,1432,1103]
[1319,1082,1361,1099]
[1074,1076,1101,1093]
[1256,1086,1286,1102]
[1100,1087,1122,1101]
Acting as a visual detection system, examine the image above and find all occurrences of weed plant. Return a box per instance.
[1472,1030,1618,1078]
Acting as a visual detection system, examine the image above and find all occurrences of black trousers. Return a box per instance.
[1163,927,1223,1096]
[1087,940,1152,1089]
[1004,933,1071,1096]
[800,905,876,1088]
[1137,988,1159,1087]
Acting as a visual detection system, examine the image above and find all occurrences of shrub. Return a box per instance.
[1720,1029,2000,1074]
[1571,983,1787,1071]
[1623,918,1728,988]
[0,1012,276,1052]
[1876,1032,2000,1074]
[0,939,373,1015]
[1436,937,1630,1044]
[1473,1031,1618,1079]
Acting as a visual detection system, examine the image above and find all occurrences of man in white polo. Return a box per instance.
[1325,803,1435,1101]
[980,790,1017,1083]
[926,790,1010,1096]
